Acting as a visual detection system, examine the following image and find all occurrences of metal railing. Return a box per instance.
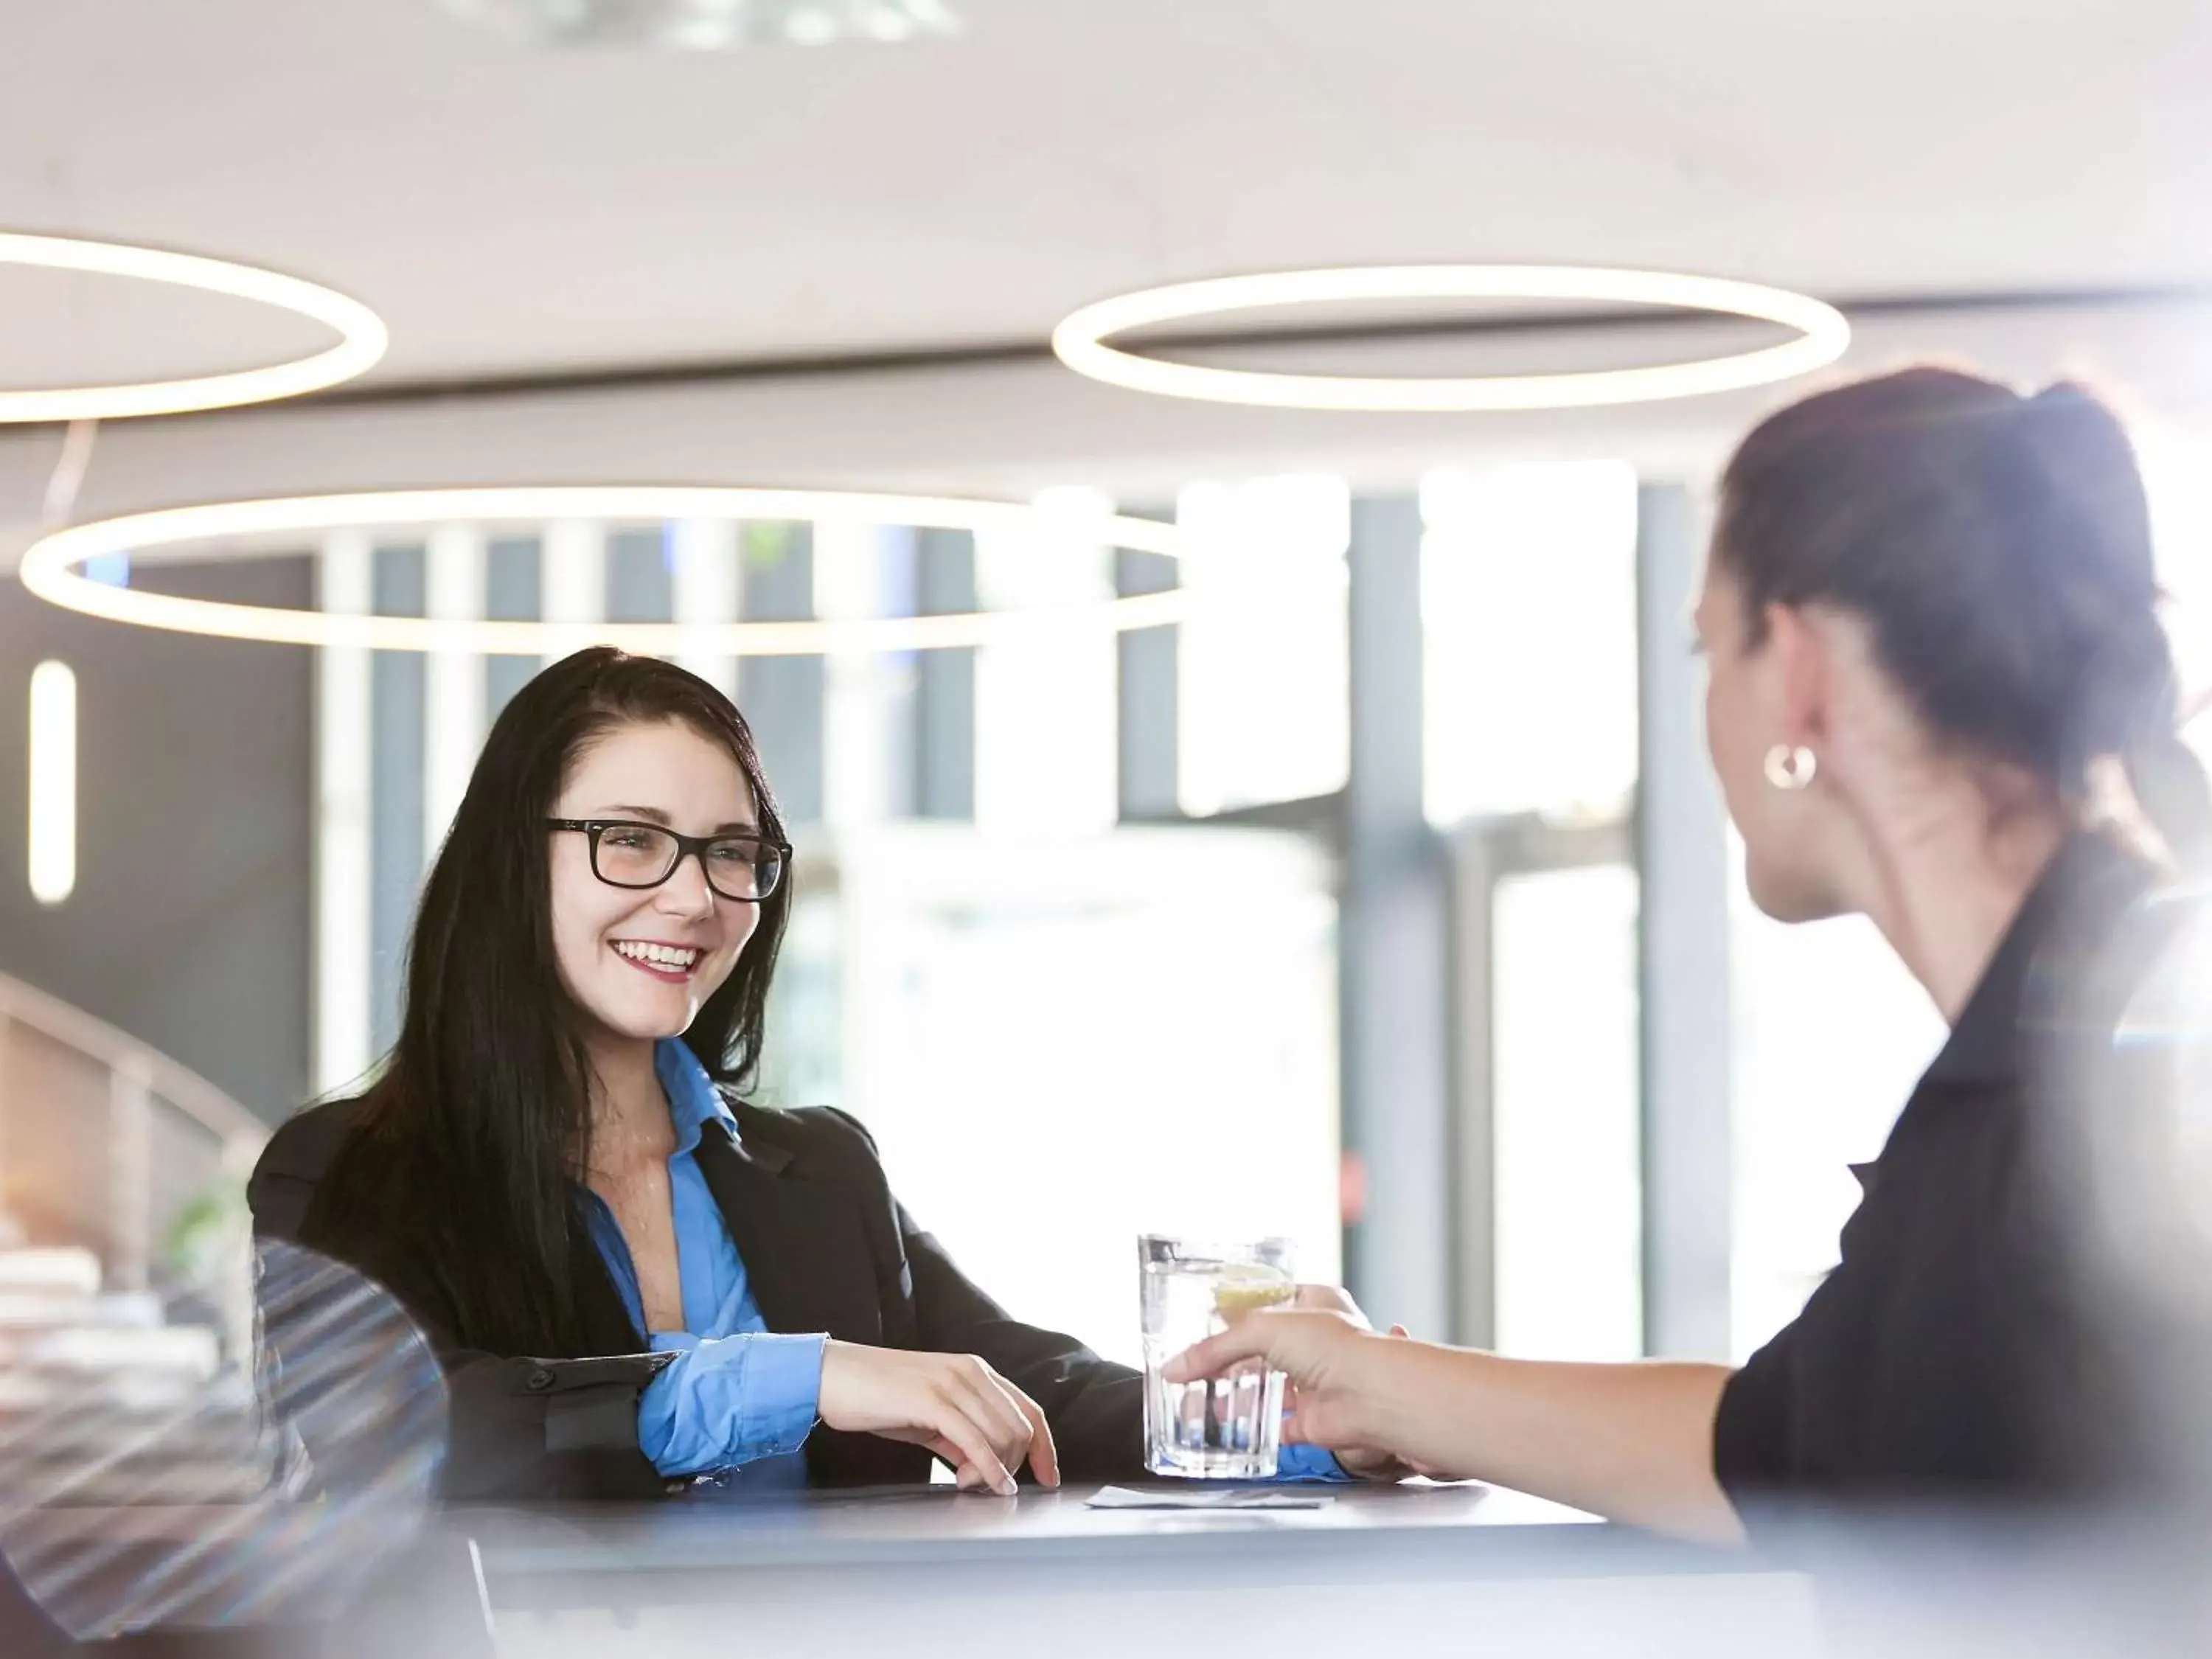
[0,971,267,1298]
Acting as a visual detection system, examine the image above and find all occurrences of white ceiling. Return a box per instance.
[4,0,2211,390]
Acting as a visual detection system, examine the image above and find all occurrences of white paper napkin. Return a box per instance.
[1085,1484,1336,1511]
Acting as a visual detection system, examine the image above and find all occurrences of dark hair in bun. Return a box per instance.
[1716,365,2209,863]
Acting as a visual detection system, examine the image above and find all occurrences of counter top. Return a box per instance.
[13,1481,1817,1658]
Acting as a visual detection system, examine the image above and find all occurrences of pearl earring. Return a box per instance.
[1762,744,1817,790]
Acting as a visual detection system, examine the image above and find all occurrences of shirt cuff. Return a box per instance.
[635,1332,828,1478]
[1273,1442,1354,1482]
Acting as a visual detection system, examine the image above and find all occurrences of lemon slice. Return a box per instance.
[1211,1263,1294,1319]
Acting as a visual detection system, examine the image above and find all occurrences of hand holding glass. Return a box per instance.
[1138,1234,1295,1478]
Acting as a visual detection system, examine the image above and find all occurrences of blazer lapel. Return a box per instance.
[695,1118,885,1346]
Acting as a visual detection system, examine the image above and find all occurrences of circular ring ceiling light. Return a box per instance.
[0,232,388,422]
[1051,265,1851,412]
[19,487,1206,655]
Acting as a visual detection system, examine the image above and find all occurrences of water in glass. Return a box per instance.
[1138,1234,1294,1479]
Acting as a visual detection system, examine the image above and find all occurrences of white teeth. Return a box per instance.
[613,941,700,970]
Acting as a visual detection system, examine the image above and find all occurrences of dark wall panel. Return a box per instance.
[0,558,313,1123]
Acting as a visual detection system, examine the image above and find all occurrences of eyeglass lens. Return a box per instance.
[591,824,781,900]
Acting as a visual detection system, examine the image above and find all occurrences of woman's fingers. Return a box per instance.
[931,1389,1057,1494]
[932,1377,1055,1493]
[948,1360,1034,1459]
[1168,1309,1366,1388]
[957,1365,1057,1488]
[940,1359,1060,1495]
[953,1380,1031,1479]
[969,1374,1060,1489]
[921,1433,980,1488]
[1163,1319,1275,1382]
[920,1433,993,1491]
[1006,1380,1060,1489]
[921,1388,1018,1495]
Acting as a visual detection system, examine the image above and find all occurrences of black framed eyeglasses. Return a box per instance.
[548,819,788,903]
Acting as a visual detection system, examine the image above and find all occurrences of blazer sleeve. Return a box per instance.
[391,1338,675,1501]
[249,1110,677,1502]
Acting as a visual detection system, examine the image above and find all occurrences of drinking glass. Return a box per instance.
[1138,1234,1295,1479]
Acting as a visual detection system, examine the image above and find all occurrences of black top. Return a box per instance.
[248,1095,1144,1500]
[1714,832,2168,1509]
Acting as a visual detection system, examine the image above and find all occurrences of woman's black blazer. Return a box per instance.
[248,1094,1144,1499]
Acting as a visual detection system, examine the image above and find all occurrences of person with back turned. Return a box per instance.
[1172,366,2212,1540]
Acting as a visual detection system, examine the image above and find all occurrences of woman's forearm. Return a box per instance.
[1351,1340,1744,1543]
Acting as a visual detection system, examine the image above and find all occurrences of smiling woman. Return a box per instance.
[542,721,785,1060]
[243,648,1352,1499]
[242,650,1102,1494]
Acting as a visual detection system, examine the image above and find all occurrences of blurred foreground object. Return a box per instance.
[2048,874,2212,1498]
[0,1241,445,1644]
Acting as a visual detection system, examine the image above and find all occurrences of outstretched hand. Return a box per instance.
[1177,1287,1747,1542]
[1170,1287,1435,1478]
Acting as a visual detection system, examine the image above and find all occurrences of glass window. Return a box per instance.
[973,488,1119,836]
[767,825,1341,1365]
[1421,462,1640,826]
[1175,473,1351,817]
[815,519,919,829]
[1491,861,1644,1360]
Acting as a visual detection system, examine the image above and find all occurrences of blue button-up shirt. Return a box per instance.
[580,1041,824,1478]
[585,1040,1345,1483]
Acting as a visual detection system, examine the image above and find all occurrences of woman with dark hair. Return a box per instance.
[1172,366,2212,1539]
[250,647,1353,1499]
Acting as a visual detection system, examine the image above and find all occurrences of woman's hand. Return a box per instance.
[1175,1312,1744,1540]
[818,1340,1060,1496]
[1167,1307,1408,1467]
[1287,1286,1419,1480]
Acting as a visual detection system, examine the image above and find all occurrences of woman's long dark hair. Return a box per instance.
[304,648,791,1357]
[1717,365,2212,865]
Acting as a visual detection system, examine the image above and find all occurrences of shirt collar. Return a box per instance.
[653,1038,741,1158]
